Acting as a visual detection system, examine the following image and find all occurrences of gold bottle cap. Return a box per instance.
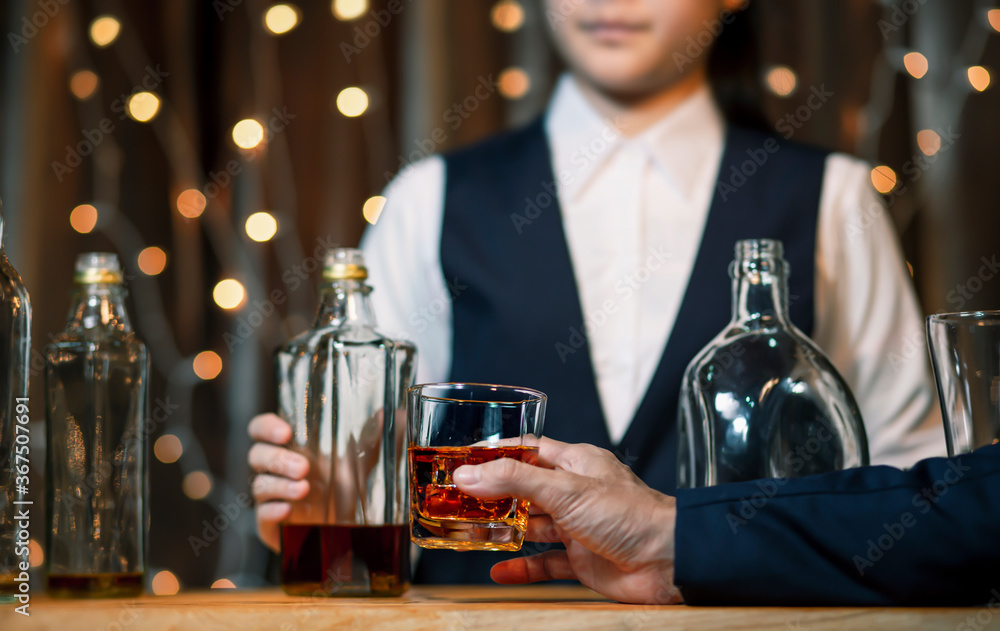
[322,248,368,281]
[74,252,123,284]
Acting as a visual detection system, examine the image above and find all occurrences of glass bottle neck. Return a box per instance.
[730,266,791,330]
[66,284,133,333]
[314,280,377,329]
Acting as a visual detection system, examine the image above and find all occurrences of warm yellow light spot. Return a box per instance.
[968,66,991,92]
[336,87,369,117]
[906,261,914,277]
[127,92,160,123]
[916,129,941,156]
[193,351,224,380]
[988,9,1000,32]
[362,196,386,225]
[70,70,99,100]
[870,166,897,194]
[152,571,180,596]
[177,189,207,218]
[28,539,43,568]
[332,0,367,21]
[137,247,168,276]
[232,119,265,149]
[245,212,279,242]
[213,279,246,310]
[154,434,183,464]
[70,204,99,234]
[903,52,928,79]
[491,0,525,32]
[499,68,531,99]
[264,4,300,35]
[766,66,797,97]
[183,471,213,500]
[89,16,121,47]
[212,579,237,589]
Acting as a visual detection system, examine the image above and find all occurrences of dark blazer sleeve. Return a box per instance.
[673,443,1000,606]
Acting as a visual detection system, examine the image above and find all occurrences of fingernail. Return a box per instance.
[453,465,479,485]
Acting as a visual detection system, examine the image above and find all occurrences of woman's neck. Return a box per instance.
[572,68,708,138]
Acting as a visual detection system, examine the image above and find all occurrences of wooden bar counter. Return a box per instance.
[3,585,991,630]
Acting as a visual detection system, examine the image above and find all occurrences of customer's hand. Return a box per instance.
[453,437,681,605]
[247,413,310,552]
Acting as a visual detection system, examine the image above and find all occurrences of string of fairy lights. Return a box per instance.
[32,0,998,595]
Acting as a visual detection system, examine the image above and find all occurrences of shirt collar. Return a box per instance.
[544,74,725,205]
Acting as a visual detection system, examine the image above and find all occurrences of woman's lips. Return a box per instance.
[577,20,652,43]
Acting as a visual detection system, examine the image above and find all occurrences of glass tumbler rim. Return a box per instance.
[927,310,1000,326]
[408,382,547,406]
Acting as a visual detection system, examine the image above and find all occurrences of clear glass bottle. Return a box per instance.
[44,253,148,597]
[275,248,416,597]
[0,210,31,601]
[677,239,869,488]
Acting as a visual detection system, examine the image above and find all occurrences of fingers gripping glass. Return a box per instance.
[407,383,546,552]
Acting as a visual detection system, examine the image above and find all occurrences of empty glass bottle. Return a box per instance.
[0,210,31,601]
[275,248,416,597]
[677,239,869,488]
[44,253,148,597]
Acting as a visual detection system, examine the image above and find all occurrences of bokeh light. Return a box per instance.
[177,189,207,218]
[127,92,160,123]
[138,247,168,276]
[336,87,369,117]
[154,434,183,464]
[870,166,897,194]
[491,0,525,32]
[183,471,213,500]
[498,68,530,99]
[213,279,246,310]
[916,129,941,156]
[70,204,99,234]
[28,539,43,568]
[89,16,121,47]
[245,212,279,242]
[264,4,300,35]
[152,571,180,596]
[362,196,386,225]
[968,66,991,92]
[193,351,224,380]
[232,119,265,149]
[765,66,797,97]
[988,9,1000,33]
[332,0,367,21]
[903,52,928,79]
[69,70,99,100]
[212,579,237,589]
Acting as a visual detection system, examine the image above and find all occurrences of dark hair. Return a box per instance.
[707,4,772,131]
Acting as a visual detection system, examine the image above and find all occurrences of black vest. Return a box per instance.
[416,119,828,584]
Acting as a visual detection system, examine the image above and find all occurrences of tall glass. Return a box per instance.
[927,311,1000,455]
[275,248,416,597]
[408,383,546,552]
[44,253,148,598]
[0,211,31,602]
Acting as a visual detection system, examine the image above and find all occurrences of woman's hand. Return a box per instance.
[247,413,310,552]
[453,437,682,605]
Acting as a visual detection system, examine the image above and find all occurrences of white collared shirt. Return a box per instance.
[362,74,946,468]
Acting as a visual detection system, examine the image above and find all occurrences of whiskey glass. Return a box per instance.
[408,383,546,552]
